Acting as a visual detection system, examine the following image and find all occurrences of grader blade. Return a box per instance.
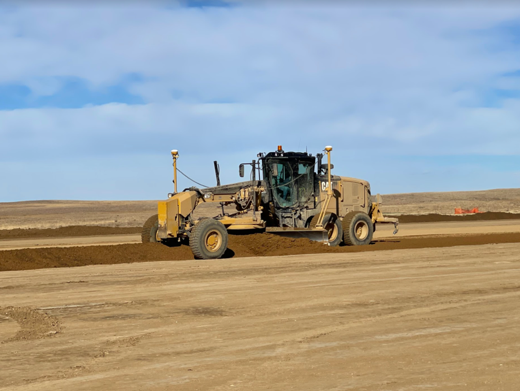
[266,227,329,243]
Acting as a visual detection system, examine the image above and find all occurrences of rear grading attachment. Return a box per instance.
[142,146,398,259]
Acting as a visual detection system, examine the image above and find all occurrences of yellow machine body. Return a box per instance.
[157,191,199,239]
[150,145,398,250]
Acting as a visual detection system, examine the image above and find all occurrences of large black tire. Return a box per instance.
[310,213,343,247]
[189,219,228,259]
[142,214,159,243]
[342,211,373,246]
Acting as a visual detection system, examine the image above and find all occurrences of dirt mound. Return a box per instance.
[0,235,330,271]
[0,226,142,240]
[394,212,520,224]
[1,306,61,343]
[226,233,332,257]
[0,243,188,272]
[2,232,520,272]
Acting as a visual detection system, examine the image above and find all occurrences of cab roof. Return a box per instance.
[263,151,314,160]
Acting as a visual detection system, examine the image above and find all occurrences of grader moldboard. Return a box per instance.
[142,146,399,259]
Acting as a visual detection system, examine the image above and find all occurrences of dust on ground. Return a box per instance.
[0,306,61,343]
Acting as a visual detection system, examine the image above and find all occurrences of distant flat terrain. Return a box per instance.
[1,187,519,230]
[382,187,520,215]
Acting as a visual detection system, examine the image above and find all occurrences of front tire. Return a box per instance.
[189,219,228,259]
[142,214,159,243]
[342,211,373,246]
[310,213,343,247]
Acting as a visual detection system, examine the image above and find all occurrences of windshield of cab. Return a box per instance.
[267,159,314,208]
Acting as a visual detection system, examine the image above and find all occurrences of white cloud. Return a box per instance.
[1,3,520,200]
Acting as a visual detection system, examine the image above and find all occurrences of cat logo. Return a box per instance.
[321,181,334,192]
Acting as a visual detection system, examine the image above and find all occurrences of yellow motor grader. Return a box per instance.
[142,146,398,259]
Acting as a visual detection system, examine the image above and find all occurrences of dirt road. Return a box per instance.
[374,219,520,238]
[2,243,520,390]
[0,234,142,251]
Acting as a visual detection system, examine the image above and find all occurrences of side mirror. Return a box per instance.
[271,163,278,176]
[319,163,334,175]
[239,164,244,178]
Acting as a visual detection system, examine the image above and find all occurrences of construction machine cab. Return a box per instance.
[262,151,315,209]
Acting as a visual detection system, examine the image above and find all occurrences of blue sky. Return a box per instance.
[1,1,520,201]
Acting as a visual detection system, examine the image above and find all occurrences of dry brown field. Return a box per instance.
[1,188,520,390]
[383,187,520,215]
[2,187,519,230]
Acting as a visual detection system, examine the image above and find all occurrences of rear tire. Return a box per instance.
[342,211,373,246]
[142,214,159,243]
[190,219,228,259]
[310,213,343,247]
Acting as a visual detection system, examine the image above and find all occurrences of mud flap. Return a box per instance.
[266,227,329,244]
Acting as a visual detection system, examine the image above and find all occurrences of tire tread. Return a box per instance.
[342,211,373,246]
[142,214,159,243]
[189,219,228,259]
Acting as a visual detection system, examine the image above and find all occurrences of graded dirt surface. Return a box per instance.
[0,226,142,240]
[395,211,520,223]
[375,219,520,238]
[2,243,520,390]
